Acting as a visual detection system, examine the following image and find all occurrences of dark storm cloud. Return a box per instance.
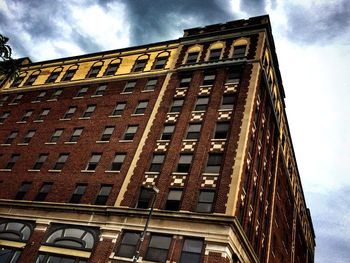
[120,0,237,45]
[239,0,267,15]
[285,1,350,44]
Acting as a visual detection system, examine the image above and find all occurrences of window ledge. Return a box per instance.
[48,169,61,173]
[31,101,40,104]
[16,121,27,124]
[47,99,58,102]
[110,256,133,262]
[156,139,170,143]
[108,115,121,118]
[64,142,77,145]
[121,91,132,95]
[59,118,71,121]
[45,142,57,145]
[131,113,145,116]
[105,170,120,173]
[202,172,219,176]
[211,138,226,142]
[96,141,109,144]
[0,169,11,172]
[118,140,133,143]
[73,96,84,100]
[91,95,103,98]
[81,170,95,173]
[183,139,198,142]
[17,143,29,146]
[199,84,213,88]
[79,117,90,120]
[172,172,188,176]
[145,172,160,175]
[218,109,233,112]
[28,169,40,172]
[141,89,154,93]
[33,120,44,123]
[0,144,10,146]
[8,103,18,106]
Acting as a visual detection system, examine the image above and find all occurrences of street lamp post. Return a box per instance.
[132,185,159,263]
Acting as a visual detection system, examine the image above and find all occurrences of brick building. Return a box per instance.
[0,15,315,262]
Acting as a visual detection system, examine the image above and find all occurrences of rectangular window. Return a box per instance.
[0,95,9,106]
[87,65,102,78]
[69,128,83,142]
[12,94,23,104]
[5,154,20,169]
[104,63,119,76]
[136,187,154,208]
[95,84,107,96]
[63,106,76,119]
[180,239,203,263]
[233,45,247,59]
[123,125,138,140]
[123,81,136,93]
[69,184,87,203]
[23,130,36,143]
[176,154,193,173]
[76,86,88,97]
[25,74,38,86]
[12,76,25,87]
[194,97,209,111]
[133,59,148,72]
[0,111,10,123]
[179,75,192,88]
[21,110,33,122]
[82,104,96,118]
[185,124,201,140]
[5,130,18,144]
[160,125,175,140]
[226,69,241,83]
[33,154,48,170]
[112,102,126,116]
[116,231,140,258]
[53,153,69,170]
[202,73,216,86]
[34,182,52,201]
[214,122,230,139]
[149,154,165,172]
[208,48,222,61]
[165,189,182,211]
[145,235,172,263]
[86,153,102,171]
[33,91,46,102]
[62,69,77,81]
[205,153,223,173]
[46,71,60,83]
[37,108,50,120]
[50,129,64,143]
[153,56,168,69]
[110,153,126,171]
[220,94,235,110]
[50,89,63,100]
[186,52,199,64]
[196,190,215,213]
[134,101,148,114]
[169,99,184,113]
[95,184,112,205]
[100,126,114,141]
[15,182,32,200]
[144,78,157,91]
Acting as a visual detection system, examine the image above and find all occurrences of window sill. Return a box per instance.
[31,101,40,104]
[172,172,188,176]
[192,110,206,113]
[17,143,29,146]
[59,118,71,121]
[0,144,10,146]
[48,169,61,173]
[131,113,145,116]
[79,117,90,120]
[183,139,198,142]
[199,84,213,88]
[141,89,154,93]
[64,142,77,145]
[0,169,11,172]
[8,103,18,106]
[33,120,44,123]
[118,140,133,143]
[47,99,58,102]
[110,256,133,262]
[96,141,109,144]
[108,115,121,118]
[81,170,95,173]
[120,91,132,95]
[45,142,57,145]
[145,171,160,175]
[91,95,103,98]
[105,170,120,173]
[73,96,84,100]
[16,121,27,124]
[218,109,233,112]
[156,139,170,143]
[211,138,226,142]
[28,169,40,172]
[202,172,219,176]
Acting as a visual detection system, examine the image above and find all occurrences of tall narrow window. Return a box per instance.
[123,125,138,140]
[233,45,247,59]
[49,129,64,143]
[205,153,223,173]
[15,182,32,200]
[4,130,18,144]
[110,153,126,171]
[76,86,88,97]
[12,75,25,87]
[104,62,119,76]
[100,126,114,141]
[194,97,209,111]
[116,231,140,258]
[208,48,222,61]
[134,101,148,114]
[11,94,23,104]
[202,73,216,86]
[46,70,61,83]
[62,68,77,81]
[34,182,52,201]
[176,154,193,173]
[5,154,20,169]
[185,124,201,140]
[50,89,63,100]
[0,95,9,106]
[112,102,126,116]
[20,110,33,122]
[226,69,241,83]
[53,153,69,170]
[82,105,96,118]
[95,185,112,205]
[196,190,215,213]
[169,99,184,113]
[149,154,165,172]
[25,72,40,86]
[144,78,158,91]
[179,75,192,88]
[136,188,154,208]
[95,84,106,96]
[37,108,50,121]
[220,94,235,110]
[145,235,172,262]
[86,153,102,171]
[23,130,36,143]
[160,125,175,140]
[123,81,136,93]
[214,122,230,139]
[69,128,83,142]
[153,56,168,69]
[87,64,102,78]
[186,52,199,64]
[165,189,182,211]
[132,58,148,72]
[180,239,203,263]
[69,184,87,203]
[33,154,48,170]
[0,111,10,123]
[63,106,76,119]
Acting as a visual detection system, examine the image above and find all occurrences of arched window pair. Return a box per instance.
[132,52,170,72]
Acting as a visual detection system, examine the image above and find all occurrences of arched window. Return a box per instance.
[87,61,103,78]
[153,51,170,70]
[11,72,27,87]
[132,54,149,72]
[62,64,79,81]
[46,67,63,83]
[184,45,202,64]
[206,42,224,61]
[24,70,41,86]
[104,58,121,76]
[231,39,249,59]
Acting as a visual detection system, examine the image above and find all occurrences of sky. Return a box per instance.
[0,0,349,262]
